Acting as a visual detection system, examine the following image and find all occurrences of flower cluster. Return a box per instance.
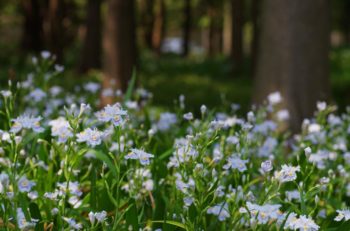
[1,58,350,230]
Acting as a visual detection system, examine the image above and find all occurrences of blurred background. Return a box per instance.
[0,0,349,130]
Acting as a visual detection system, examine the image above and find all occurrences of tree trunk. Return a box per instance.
[152,0,165,55]
[102,0,137,105]
[222,0,232,55]
[47,0,65,62]
[140,0,154,50]
[342,1,350,44]
[21,0,44,52]
[231,0,243,69]
[253,0,330,131]
[207,1,222,57]
[250,0,261,75]
[182,0,191,56]
[79,0,102,73]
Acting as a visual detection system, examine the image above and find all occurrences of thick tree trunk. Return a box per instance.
[152,0,165,55]
[231,0,243,68]
[140,0,154,50]
[342,1,350,44]
[222,0,232,55]
[102,0,137,105]
[21,0,44,52]
[47,0,65,62]
[250,0,261,75]
[182,0,191,56]
[253,0,330,131]
[207,2,222,57]
[79,0,102,73]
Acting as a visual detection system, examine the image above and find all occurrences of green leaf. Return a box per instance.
[124,68,137,104]
[158,148,173,160]
[29,203,44,231]
[150,220,187,230]
[125,200,139,230]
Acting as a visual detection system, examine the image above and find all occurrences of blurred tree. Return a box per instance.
[222,0,231,56]
[341,1,350,44]
[250,0,261,75]
[152,0,165,55]
[182,0,191,56]
[102,0,137,105]
[140,0,154,50]
[230,0,243,69]
[206,0,223,56]
[21,0,44,52]
[79,0,102,73]
[46,0,65,62]
[253,0,330,131]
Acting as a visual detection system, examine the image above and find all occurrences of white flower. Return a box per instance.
[84,82,100,93]
[49,86,62,96]
[308,123,321,133]
[183,197,194,206]
[49,117,73,143]
[175,176,195,194]
[268,92,282,105]
[157,112,177,131]
[17,208,37,230]
[277,109,290,121]
[10,115,44,133]
[68,196,82,208]
[76,128,105,147]
[167,138,198,168]
[242,202,283,225]
[95,103,127,126]
[223,156,249,172]
[51,208,59,215]
[335,209,350,221]
[317,101,327,111]
[226,136,239,145]
[63,217,82,230]
[275,165,300,183]
[18,176,36,192]
[304,147,312,155]
[0,90,12,98]
[285,190,300,202]
[54,64,64,72]
[28,191,38,200]
[183,112,193,120]
[200,105,207,114]
[125,149,154,165]
[207,203,230,221]
[261,160,273,173]
[41,50,51,59]
[291,215,319,231]
[27,88,47,102]
[258,137,277,157]
[143,179,154,191]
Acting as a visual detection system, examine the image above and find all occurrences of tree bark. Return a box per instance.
[250,0,261,75]
[21,0,44,53]
[231,0,243,68]
[152,0,165,55]
[253,0,331,131]
[79,0,102,73]
[102,0,137,105]
[207,1,222,57]
[222,0,232,55]
[47,0,65,62]
[342,1,350,44]
[182,0,191,56]
[140,0,154,50]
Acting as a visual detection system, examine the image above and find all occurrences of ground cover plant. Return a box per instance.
[1,53,350,231]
